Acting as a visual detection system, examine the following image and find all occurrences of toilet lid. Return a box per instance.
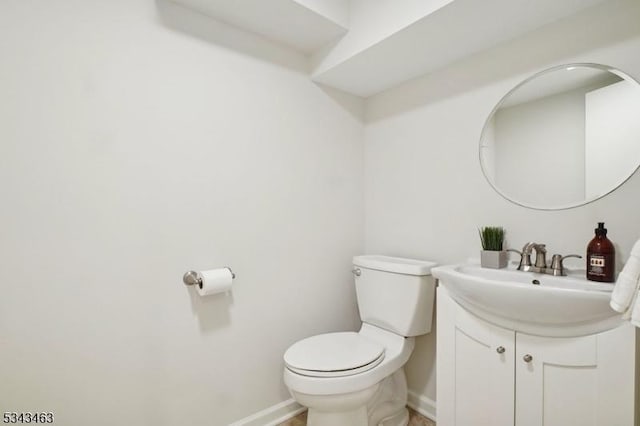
[284,332,385,378]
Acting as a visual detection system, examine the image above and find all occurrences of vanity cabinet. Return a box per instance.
[437,286,639,426]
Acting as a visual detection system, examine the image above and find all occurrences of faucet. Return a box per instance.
[508,242,581,276]
[548,254,583,276]
[508,242,547,272]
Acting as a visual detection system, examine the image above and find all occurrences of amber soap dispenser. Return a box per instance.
[586,222,615,282]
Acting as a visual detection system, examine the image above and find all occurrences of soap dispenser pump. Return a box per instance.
[586,222,615,283]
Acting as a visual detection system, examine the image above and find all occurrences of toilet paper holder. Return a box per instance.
[183,267,236,287]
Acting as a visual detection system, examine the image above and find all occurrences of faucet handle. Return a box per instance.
[550,254,582,276]
[562,254,582,261]
[506,248,522,256]
[507,248,529,270]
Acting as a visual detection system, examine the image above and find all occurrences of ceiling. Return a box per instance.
[170,0,613,97]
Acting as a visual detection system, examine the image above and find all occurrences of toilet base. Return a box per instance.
[296,383,378,426]
[306,405,408,426]
[379,407,409,426]
[307,406,409,426]
[293,369,410,426]
[368,369,409,426]
[307,406,369,426]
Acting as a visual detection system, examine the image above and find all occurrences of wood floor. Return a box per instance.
[277,407,435,426]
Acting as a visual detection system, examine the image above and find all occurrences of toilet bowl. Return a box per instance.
[285,324,414,426]
[283,255,436,426]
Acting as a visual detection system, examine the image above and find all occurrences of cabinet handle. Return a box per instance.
[523,354,533,363]
[496,346,505,354]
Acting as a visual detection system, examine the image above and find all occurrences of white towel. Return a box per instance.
[610,263,640,312]
[610,239,640,313]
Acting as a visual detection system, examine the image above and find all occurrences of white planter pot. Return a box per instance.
[481,250,507,269]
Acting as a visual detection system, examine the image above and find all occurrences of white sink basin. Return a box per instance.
[432,264,621,337]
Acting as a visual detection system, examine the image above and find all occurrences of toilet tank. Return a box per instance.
[353,255,437,337]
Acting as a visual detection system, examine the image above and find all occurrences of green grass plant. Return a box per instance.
[479,226,505,251]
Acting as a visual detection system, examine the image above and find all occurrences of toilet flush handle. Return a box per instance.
[352,268,361,277]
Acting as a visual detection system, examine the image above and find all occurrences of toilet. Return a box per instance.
[283,255,436,426]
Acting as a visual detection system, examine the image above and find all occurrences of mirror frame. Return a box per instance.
[479,63,640,210]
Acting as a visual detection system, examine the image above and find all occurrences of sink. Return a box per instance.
[432,263,622,337]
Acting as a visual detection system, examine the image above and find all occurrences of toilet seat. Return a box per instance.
[284,332,385,378]
[284,324,415,396]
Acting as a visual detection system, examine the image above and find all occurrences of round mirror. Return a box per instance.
[480,63,640,210]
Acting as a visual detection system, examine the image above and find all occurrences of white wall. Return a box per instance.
[0,1,363,425]
[364,0,640,405]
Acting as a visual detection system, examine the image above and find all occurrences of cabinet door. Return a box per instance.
[437,287,516,426]
[515,333,598,426]
[515,326,637,426]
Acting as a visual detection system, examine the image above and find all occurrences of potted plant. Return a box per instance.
[479,226,507,269]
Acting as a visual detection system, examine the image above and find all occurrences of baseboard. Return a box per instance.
[228,398,305,426]
[229,392,433,425]
[407,390,437,422]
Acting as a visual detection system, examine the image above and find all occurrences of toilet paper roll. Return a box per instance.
[197,268,234,296]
